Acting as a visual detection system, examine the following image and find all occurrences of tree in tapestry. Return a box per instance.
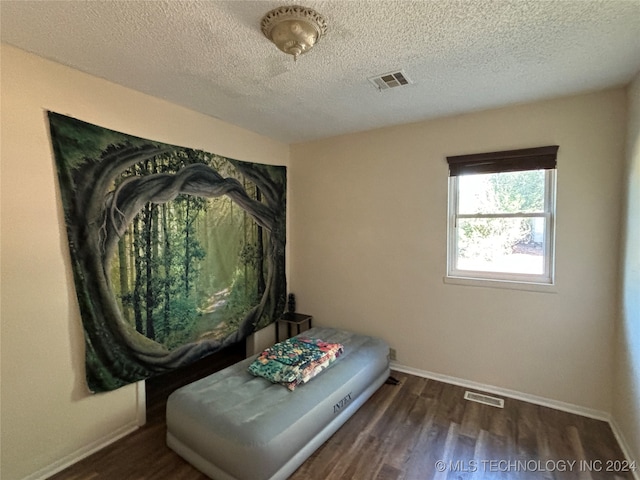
[48,112,287,392]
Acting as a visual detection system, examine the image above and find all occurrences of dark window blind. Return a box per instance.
[447,145,558,176]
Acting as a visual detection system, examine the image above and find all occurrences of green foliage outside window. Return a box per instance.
[458,170,545,262]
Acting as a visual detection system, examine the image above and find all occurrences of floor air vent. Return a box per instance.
[368,70,412,91]
[464,391,505,408]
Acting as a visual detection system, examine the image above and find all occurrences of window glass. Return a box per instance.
[448,168,555,285]
[458,171,545,215]
[456,216,547,275]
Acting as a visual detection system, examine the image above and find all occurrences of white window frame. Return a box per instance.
[445,146,558,290]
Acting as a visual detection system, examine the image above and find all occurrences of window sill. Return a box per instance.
[444,275,557,293]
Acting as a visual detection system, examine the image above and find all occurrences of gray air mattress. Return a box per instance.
[166,327,390,480]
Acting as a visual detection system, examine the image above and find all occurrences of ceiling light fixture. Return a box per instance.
[261,5,327,62]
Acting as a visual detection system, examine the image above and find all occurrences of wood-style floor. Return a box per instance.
[49,362,634,480]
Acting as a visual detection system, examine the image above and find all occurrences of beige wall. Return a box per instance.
[290,89,626,413]
[0,44,289,480]
[613,72,640,463]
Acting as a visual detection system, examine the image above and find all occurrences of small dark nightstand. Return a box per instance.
[275,312,313,343]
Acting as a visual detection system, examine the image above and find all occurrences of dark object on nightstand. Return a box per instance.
[287,293,296,313]
[275,312,312,343]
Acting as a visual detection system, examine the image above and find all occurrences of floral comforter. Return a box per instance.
[248,336,344,390]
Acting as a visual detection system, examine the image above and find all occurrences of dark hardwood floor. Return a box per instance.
[49,363,634,480]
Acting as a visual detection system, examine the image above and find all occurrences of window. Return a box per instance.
[446,146,558,286]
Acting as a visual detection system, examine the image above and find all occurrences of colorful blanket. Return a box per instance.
[248,336,344,390]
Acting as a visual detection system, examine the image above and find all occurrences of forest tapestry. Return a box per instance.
[48,112,287,392]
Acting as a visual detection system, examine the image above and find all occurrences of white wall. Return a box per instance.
[0,44,289,480]
[290,89,626,414]
[613,72,640,463]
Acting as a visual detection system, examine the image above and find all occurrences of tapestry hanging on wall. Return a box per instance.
[48,112,287,393]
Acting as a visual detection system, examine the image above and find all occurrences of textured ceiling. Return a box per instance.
[2,0,639,143]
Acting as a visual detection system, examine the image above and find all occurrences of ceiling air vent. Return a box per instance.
[464,391,505,408]
[368,70,412,91]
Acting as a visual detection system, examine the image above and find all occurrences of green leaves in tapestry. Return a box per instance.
[48,112,287,392]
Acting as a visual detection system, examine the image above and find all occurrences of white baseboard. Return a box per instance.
[390,362,610,421]
[391,363,640,477]
[22,366,638,480]
[26,381,147,480]
[609,417,640,480]
[21,421,139,480]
